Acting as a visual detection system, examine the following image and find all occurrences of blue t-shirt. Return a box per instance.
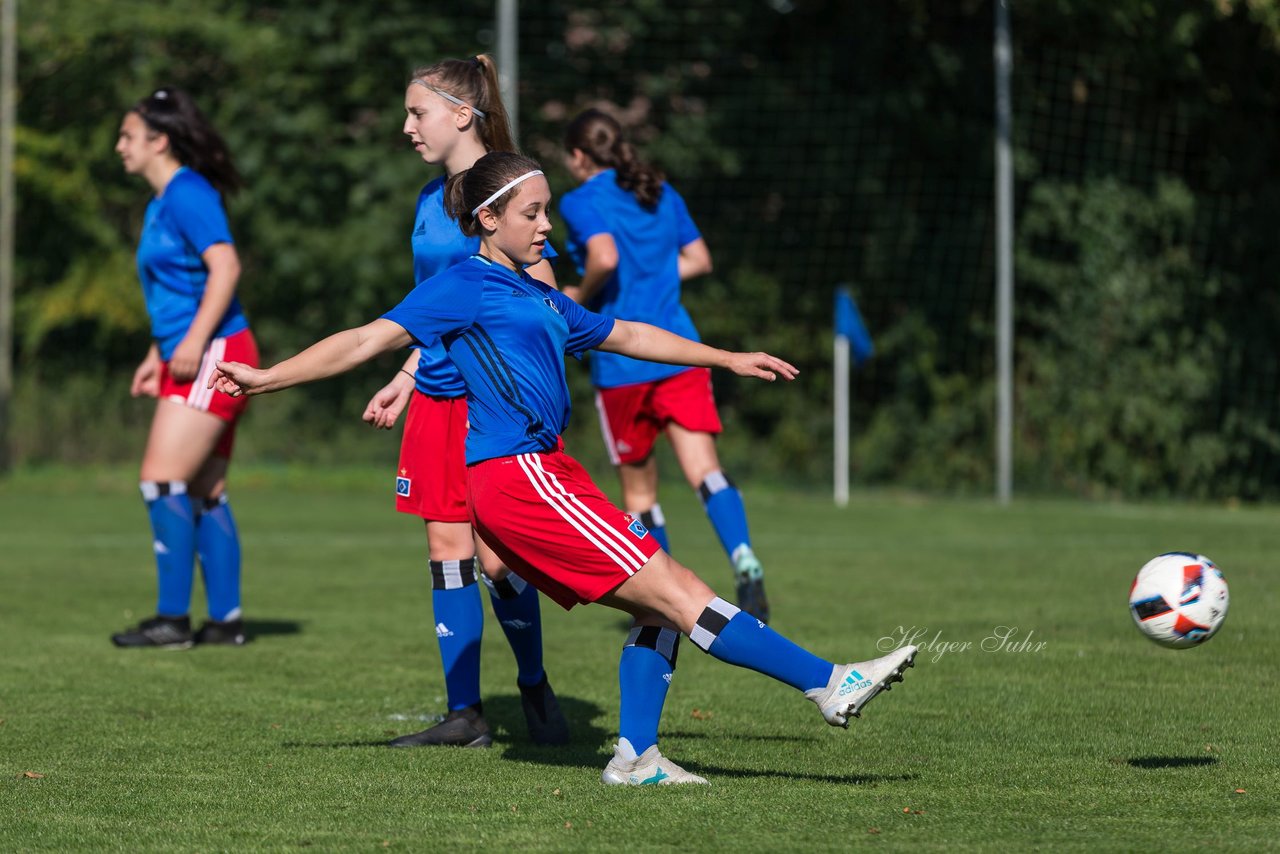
[559,169,702,389]
[136,167,248,359]
[409,177,557,397]
[383,255,614,465]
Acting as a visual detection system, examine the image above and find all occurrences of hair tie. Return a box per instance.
[471,170,544,218]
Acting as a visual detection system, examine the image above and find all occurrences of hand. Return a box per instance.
[209,361,269,397]
[168,335,207,383]
[362,376,414,430]
[131,353,162,398]
[723,352,799,382]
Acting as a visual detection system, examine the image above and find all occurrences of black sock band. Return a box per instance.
[624,625,681,667]
[697,471,735,502]
[430,558,478,590]
[689,597,741,652]
[638,504,666,529]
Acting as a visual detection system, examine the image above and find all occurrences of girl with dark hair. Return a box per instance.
[359,56,568,748]
[110,87,257,648]
[209,151,919,786]
[560,107,772,623]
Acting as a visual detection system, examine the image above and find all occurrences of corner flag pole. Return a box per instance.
[994,0,1014,504]
[834,286,873,507]
[0,0,17,474]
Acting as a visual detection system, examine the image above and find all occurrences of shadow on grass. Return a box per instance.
[489,693,611,769]
[244,619,304,641]
[683,765,918,785]
[1127,756,1219,769]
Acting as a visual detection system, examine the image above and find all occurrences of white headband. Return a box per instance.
[409,79,487,119]
[471,171,544,218]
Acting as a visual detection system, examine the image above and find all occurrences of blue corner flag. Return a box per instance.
[835,287,874,366]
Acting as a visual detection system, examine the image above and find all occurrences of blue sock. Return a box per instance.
[618,626,679,755]
[690,598,832,691]
[698,471,760,577]
[196,495,242,622]
[638,505,671,553]
[431,559,485,711]
[142,481,196,617]
[483,572,545,687]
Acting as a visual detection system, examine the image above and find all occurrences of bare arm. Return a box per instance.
[211,318,414,397]
[563,233,618,305]
[599,319,797,382]
[526,257,559,289]
[170,243,241,381]
[677,238,712,282]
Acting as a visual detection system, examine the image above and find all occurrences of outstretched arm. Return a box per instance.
[210,318,414,397]
[598,319,797,382]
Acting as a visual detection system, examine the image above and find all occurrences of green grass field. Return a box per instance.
[2,465,1277,851]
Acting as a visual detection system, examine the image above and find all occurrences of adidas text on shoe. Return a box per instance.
[387,705,492,748]
[601,742,709,786]
[111,615,194,649]
[194,618,246,646]
[806,645,918,728]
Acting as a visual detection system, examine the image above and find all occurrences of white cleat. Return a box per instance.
[805,645,918,728]
[601,741,709,786]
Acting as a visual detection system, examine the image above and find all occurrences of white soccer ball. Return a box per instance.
[1128,553,1229,648]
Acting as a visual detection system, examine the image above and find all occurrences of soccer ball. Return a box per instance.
[1128,553,1229,648]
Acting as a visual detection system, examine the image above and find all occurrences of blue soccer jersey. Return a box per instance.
[136,167,248,359]
[409,177,557,398]
[559,170,702,389]
[383,255,614,465]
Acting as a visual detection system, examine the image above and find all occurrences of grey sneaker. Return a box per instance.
[387,705,492,748]
[733,547,770,623]
[111,615,194,649]
[806,645,918,727]
[601,741,709,786]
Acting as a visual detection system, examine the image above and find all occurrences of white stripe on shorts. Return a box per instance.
[594,391,622,466]
[515,453,649,575]
[186,336,227,411]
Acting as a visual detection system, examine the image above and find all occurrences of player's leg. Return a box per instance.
[600,614,699,785]
[599,551,916,730]
[474,535,569,745]
[185,327,257,646]
[595,387,670,552]
[112,398,227,648]
[389,394,488,748]
[651,367,768,620]
[616,457,670,552]
[188,450,247,645]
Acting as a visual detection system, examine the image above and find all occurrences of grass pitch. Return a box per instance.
[1,465,1276,851]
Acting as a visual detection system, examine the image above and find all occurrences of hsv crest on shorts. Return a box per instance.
[396,473,412,497]
[627,516,650,540]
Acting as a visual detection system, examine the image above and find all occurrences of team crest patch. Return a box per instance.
[627,516,650,540]
[543,297,560,313]
[396,476,411,497]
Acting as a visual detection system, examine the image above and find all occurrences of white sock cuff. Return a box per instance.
[482,571,529,599]
[689,597,741,652]
[140,480,188,501]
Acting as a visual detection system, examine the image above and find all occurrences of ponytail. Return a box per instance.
[131,87,243,197]
[564,108,664,209]
[410,54,517,154]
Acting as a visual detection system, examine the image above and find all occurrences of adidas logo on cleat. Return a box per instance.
[836,670,873,697]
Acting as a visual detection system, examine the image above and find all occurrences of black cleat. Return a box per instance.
[518,675,570,745]
[735,576,771,624]
[388,705,492,748]
[111,615,194,649]
[194,618,246,646]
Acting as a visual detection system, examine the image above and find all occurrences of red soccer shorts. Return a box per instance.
[395,392,471,523]
[594,367,723,465]
[160,327,258,458]
[467,447,663,610]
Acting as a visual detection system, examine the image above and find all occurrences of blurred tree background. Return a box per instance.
[10,0,1280,498]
